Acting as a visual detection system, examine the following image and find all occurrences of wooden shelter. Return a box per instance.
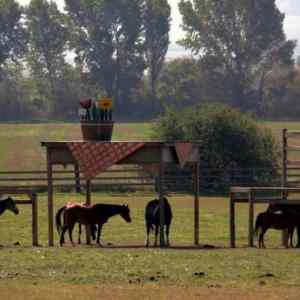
[41,141,200,247]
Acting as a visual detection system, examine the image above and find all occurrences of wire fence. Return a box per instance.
[0,166,297,195]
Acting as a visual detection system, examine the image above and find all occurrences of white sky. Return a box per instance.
[17,0,300,59]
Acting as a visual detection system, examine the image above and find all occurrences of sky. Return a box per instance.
[17,0,300,59]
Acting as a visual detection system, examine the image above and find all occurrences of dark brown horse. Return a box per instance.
[56,203,131,246]
[255,210,300,248]
[267,203,300,247]
[55,204,98,244]
[0,197,19,216]
[145,197,172,247]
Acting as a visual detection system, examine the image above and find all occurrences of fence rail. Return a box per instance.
[1,166,300,193]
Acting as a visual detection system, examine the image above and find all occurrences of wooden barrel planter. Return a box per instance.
[80,120,114,141]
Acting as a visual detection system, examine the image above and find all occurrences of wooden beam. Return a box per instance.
[85,180,91,245]
[248,190,254,247]
[74,164,81,193]
[47,149,54,247]
[32,193,38,246]
[159,148,166,247]
[193,162,200,245]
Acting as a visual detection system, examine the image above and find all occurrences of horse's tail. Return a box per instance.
[55,206,66,235]
[254,213,263,237]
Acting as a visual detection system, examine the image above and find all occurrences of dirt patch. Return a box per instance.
[1,283,300,300]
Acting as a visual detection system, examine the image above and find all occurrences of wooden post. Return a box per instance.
[282,128,287,189]
[159,148,166,247]
[193,162,200,245]
[47,149,54,246]
[248,189,254,247]
[230,191,235,248]
[32,193,38,246]
[282,129,289,246]
[85,179,91,245]
[74,164,81,193]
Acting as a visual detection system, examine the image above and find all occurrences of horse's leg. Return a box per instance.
[296,225,300,248]
[68,222,75,246]
[166,224,171,247]
[78,223,81,244]
[146,224,150,247]
[289,227,294,248]
[154,225,159,247]
[259,227,267,248]
[60,226,68,246]
[261,228,267,248]
[96,223,103,247]
[91,224,97,241]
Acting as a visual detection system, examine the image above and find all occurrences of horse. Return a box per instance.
[267,203,300,247]
[254,210,300,248]
[56,203,131,246]
[145,197,172,247]
[0,197,19,216]
[55,204,98,244]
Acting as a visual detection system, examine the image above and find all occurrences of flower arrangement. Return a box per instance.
[79,97,113,121]
[79,97,114,141]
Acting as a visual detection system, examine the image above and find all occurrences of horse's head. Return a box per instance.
[6,197,19,215]
[120,204,131,223]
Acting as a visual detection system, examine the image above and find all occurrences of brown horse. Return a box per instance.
[255,210,300,248]
[55,204,98,244]
[0,197,19,216]
[56,203,131,246]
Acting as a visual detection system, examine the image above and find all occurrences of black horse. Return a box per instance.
[0,197,19,216]
[255,210,300,248]
[56,205,98,244]
[145,197,172,247]
[56,203,131,246]
[267,203,300,247]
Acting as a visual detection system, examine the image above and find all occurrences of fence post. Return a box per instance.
[32,193,38,246]
[229,191,235,248]
[248,189,254,247]
[74,164,81,193]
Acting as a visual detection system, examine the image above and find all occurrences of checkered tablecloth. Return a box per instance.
[67,142,145,179]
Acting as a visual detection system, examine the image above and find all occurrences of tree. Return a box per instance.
[65,0,146,114]
[154,104,279,191]
[26,0,68,115]
[156,58,203,108]
[178,0,296,115]
[0,0,27,79]
[144,0,170,108]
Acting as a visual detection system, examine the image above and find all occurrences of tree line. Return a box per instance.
[0,0,299,121]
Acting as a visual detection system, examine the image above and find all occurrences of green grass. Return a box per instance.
[2,122,300,298]
[2,120,300,171]
[1,192,300,291]
[0,123,152,170]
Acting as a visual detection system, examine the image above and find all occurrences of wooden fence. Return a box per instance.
[0,166,294,193]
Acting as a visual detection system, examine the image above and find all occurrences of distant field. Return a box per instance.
[0,121,300,171]
[0,123,153,171]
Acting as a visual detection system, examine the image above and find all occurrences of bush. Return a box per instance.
[153,104,279,192]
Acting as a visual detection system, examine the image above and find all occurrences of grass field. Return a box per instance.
[0,123,153,171]
[1,122,300,299]
[1,192,300,299]
[1,120,300,171]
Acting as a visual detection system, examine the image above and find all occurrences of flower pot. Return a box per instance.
[80,120,114,141]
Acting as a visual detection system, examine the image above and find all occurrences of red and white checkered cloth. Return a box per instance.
[67,142,145,179]
[175,142,194,168]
